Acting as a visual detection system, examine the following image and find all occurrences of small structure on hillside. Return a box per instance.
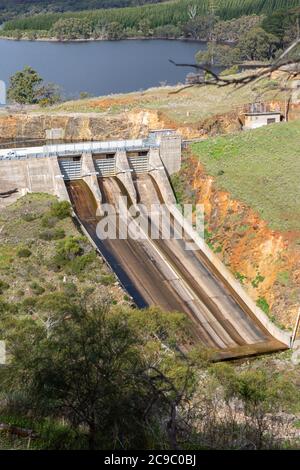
[243,102,282,130]
[185,72,203,85]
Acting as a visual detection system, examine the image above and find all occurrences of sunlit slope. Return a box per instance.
[191,121,300,231]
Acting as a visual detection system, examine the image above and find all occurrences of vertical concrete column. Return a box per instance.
[49,157,70,201]
[157,134,182,175]
[81,152,102,209]
[148,148,176,205]
[115,150,137,205]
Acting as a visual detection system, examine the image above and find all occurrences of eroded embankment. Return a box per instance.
[0,109,240,142]
[176,154,300,331]
[1,101,298,143]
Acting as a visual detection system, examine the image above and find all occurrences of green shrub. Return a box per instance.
[36,292,74,315]
[234,272,247,284]
[17,248,32,258]
[256,297,269,314]
[62,282,78,297]
[50,201,71,220]
[37,420,88,450]
[0,280,9,294]
[39,228,65,241]
[30,282,46,296]
[22,297,38,313]
[67,252,96,274]
[50,237,83,270]
[100,274,116,286]
[49,237,94,273]
[21,212,40,222]
[251,274,265,288]
[41,214,58,228]
[57,236,83,261]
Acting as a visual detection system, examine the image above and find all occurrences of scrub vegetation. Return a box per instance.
[0,194,300,449]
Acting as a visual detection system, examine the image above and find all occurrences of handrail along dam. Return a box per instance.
[0,130,291,359]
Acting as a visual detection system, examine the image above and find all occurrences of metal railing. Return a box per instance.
[0,140,158,161]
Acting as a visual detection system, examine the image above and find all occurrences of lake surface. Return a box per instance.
[0,39,205,98]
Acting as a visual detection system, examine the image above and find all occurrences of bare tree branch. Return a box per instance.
[170,38,300,92]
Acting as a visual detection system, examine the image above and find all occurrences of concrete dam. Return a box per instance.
[0,130,291,359]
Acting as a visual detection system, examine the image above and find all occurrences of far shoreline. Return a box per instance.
[0,35,221,44]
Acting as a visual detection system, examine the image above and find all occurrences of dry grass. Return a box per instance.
[46,73,285,125]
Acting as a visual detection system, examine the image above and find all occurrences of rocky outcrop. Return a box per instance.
[0,113,141,142]
[0,108,260,143]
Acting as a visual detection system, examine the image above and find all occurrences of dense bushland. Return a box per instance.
[3,0,300,33]
[0,0,164,23]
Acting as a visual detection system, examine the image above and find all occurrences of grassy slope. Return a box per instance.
[0,193,122,310]
[50,76,283,125]
[191,121,300,231]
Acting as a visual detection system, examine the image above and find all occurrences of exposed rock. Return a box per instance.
[182,154,300,330]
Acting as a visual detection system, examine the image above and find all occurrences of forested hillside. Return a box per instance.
[4,0,300,32]
[2,0,299,47]
[0,0,163,23]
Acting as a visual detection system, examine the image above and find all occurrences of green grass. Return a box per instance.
[0,245,17,270]
[0,413,88,450]
[191,121,300,231]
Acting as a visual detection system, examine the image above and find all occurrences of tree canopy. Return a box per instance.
[7,66,61,105]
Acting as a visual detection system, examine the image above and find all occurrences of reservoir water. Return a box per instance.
[0,39,205,98]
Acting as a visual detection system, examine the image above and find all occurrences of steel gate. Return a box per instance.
[93,156,116,177]
[58,157,82,180]
[127,154,149,175]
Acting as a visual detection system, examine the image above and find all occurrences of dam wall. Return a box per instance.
[0,131,181,201]
[0,130,292,357]
[0,156,69,200]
